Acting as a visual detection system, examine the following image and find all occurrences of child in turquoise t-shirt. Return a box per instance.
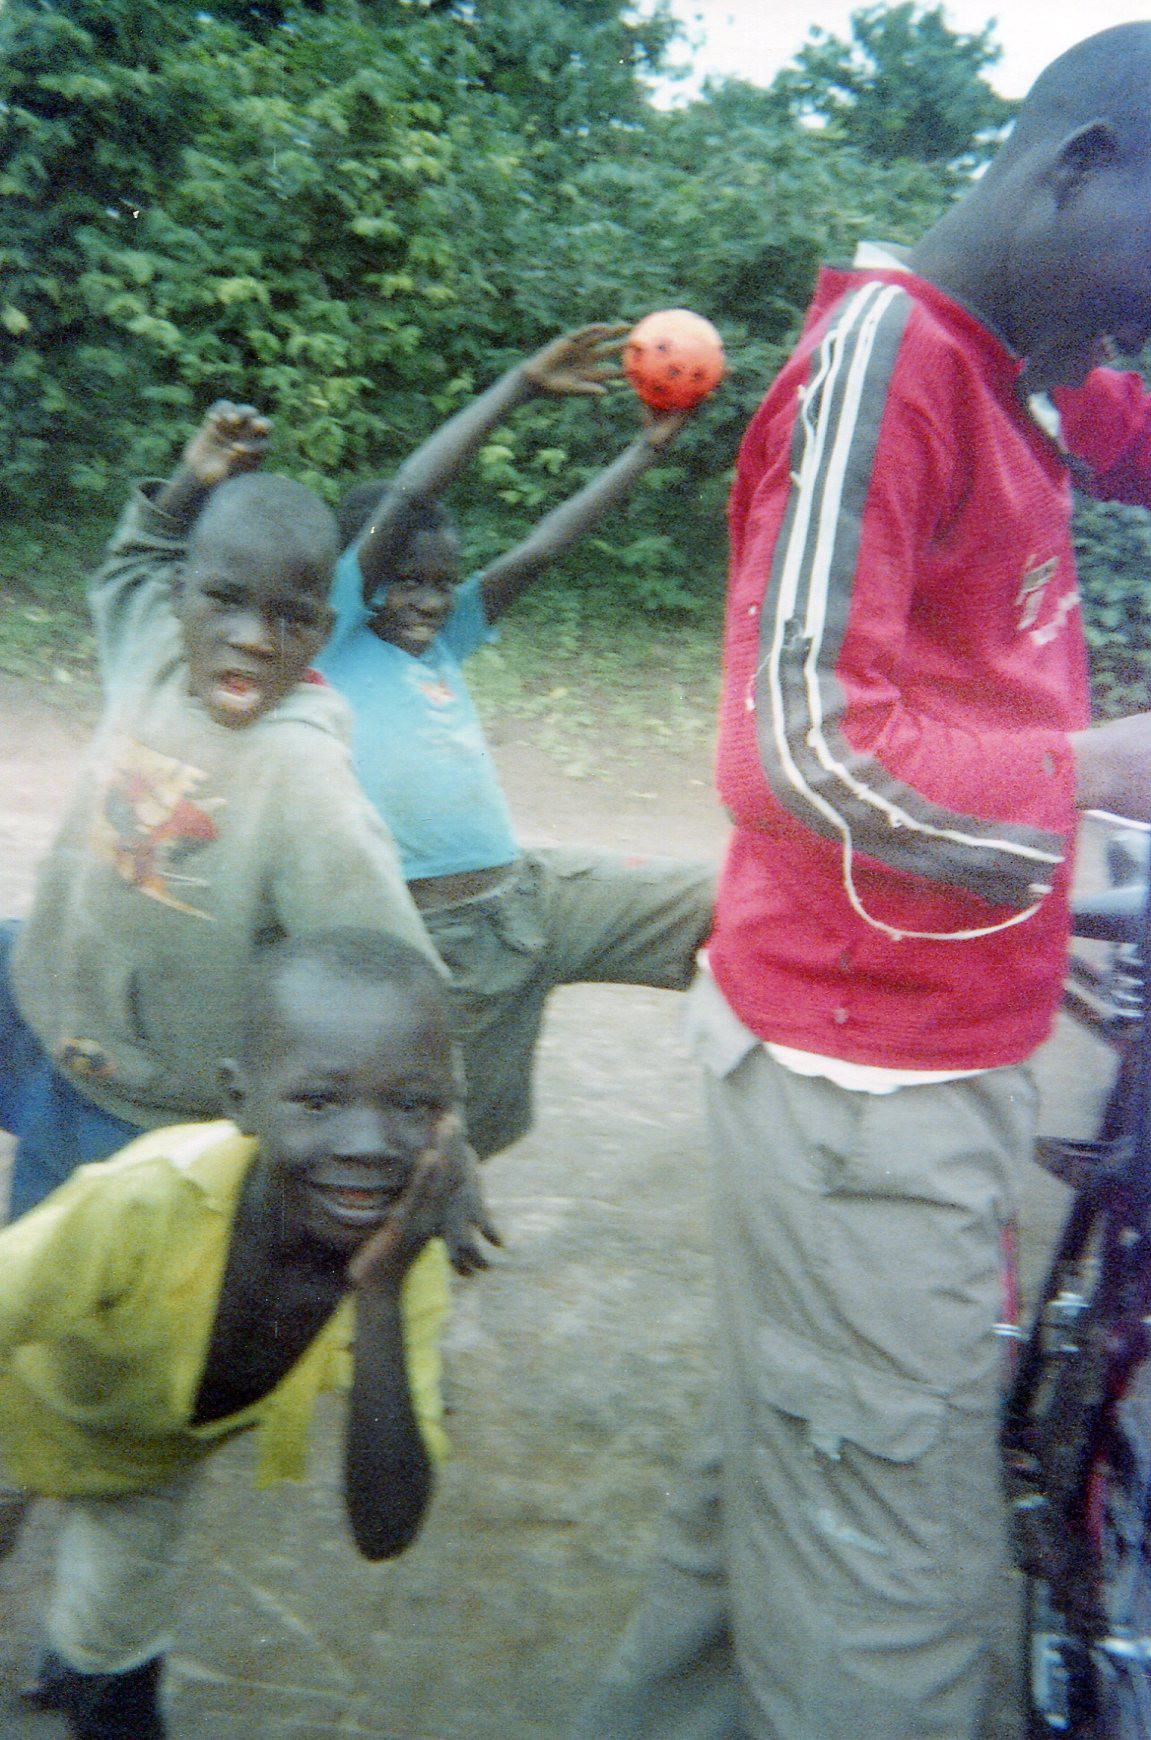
[318,326,717,1159]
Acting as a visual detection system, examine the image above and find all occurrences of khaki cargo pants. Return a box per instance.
[576,972,1035,1740]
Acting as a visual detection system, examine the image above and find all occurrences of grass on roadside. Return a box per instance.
[0,514,104,711]
[467,594,721,777]
[0,514,723,769]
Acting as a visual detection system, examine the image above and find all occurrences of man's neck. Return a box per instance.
[906,202,1016,356]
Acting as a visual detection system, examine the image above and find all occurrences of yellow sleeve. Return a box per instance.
[0,1164,157,1355]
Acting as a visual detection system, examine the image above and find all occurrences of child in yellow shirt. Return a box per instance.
[0,927,459,1739]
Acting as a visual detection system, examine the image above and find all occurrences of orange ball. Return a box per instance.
[623,308,725,412]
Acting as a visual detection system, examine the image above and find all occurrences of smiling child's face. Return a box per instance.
[226,961,456,1256]
[368,529,462,657]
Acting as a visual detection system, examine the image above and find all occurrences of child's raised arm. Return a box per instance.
[477,406,690,623]
[342,1121,461,1559]
[154,400,272,528]
[89,401,272,686]
[356,324,627,595]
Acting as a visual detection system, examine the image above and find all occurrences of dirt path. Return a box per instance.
[0,675,1105,1738]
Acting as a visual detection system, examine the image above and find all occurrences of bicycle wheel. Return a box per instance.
[1025,1574,1094,1736]
[1013,1204,1151,1737]
[1024,1353,1151,1737]
[1089,1353,1151,1737]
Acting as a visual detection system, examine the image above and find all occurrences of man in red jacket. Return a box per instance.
[575,24,1151,1740]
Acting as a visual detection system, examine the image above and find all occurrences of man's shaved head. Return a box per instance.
[995,24,1151,167]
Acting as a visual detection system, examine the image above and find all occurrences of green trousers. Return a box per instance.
[576,971,1036,1740]
[422,848,715,1159]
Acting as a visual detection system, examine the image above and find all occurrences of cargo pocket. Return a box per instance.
[747,1317,997,1617]
[422,884,548,1158]
[424,903,529,1009]
[488,872,547,962]
[755,1316,944,1462]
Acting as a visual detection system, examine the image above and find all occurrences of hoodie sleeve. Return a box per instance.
[266,719,444,970]
[87,485,186,701]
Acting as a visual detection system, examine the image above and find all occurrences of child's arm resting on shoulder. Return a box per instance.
[479,406,689,623]
[356,324,627,597]
[270,734,438,965]
[343,1129,459,1559]
[268,720,501,1280]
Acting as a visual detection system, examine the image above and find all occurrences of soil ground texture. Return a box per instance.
[0,674,1111,1739]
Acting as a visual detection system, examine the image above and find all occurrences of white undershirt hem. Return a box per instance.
[765,1042,987,1095]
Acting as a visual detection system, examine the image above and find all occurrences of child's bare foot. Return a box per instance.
[183,400,271,487]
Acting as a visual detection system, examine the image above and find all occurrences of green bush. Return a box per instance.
[14,0,1148,681]
[0,0,957,625]
[1074,494,1151,720]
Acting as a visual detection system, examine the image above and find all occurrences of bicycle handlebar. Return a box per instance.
[1070,882,1146,944]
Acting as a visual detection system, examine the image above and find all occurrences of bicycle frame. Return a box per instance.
[1001,875,1151,1736]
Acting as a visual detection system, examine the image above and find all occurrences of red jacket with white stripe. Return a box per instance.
[710,265,1151,1070]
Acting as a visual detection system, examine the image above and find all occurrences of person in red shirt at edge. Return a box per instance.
[572,23,1151,1740]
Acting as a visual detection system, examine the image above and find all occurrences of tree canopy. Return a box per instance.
[4,0,1149,707]
[0,0,957,614]
[768,2,1016,168]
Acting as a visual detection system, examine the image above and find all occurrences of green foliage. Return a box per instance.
[0,1,676,492]
[0,0,967,622]
[770,2,1015,171]
[466,593,722,774]
[475,82,950,611]
[1073,495,1151,720]
[428,0,677,158]
[35,0,1138,642]
[0,508,103,695]
[6,2,1151,717]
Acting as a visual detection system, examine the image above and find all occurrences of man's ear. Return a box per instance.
[219,1059,251,1129]
[1050,120,1120,204]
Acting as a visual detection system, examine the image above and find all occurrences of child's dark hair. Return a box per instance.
[243,927,446,1060]
[191,473,339,586]
[335,482,459,561]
